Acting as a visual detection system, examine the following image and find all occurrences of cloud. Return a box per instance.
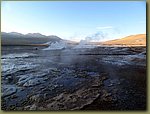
[96,26,113,30]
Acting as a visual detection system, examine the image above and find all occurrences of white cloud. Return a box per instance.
[96,26,113,30]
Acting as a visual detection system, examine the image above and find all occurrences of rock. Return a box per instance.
[38,107,46,110]
[109,79,120,86]
[46,87,101,110]
[112,96,118,102]
[103,96,113,102]
[91,76,107,87]
[53,84,59,88]
[30,94,44,103]
[30,94,40,102]
[23,78,45,87]
[24,104,37,110]
[23,106,29,110]
[139,51,146,55]
[108,83,113,87]
[105,93,112,97]
[11,94,18,99]
[17,75,33,86]
[17,74,45,87]
[2,86,17,98]
[44,93,49,99]
[16,70,49,87]
[101,90,113,102]
[91,81,102,87]
[5,76,13,83]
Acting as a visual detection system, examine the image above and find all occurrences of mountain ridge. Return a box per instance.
[1,32,62,46]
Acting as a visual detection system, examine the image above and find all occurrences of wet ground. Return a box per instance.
[1,46,146,110]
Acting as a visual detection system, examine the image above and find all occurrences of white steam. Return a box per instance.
[43,41,68,50]
[73,40,97,49]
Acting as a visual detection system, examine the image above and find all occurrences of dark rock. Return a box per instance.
[11,94,18,99]
[2,86,17,98]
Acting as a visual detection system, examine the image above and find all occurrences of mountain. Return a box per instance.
[9,32,24,36]
[1,32,62,46]
[102,34,146,46]
[26,33,46,38]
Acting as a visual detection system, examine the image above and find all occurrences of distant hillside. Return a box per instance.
[102,34,146,46]
[1,32,62,46]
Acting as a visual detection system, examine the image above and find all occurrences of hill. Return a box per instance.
[102,34,146,46]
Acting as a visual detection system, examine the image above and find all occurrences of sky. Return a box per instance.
[1,1,146,41]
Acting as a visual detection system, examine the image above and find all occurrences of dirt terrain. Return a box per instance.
[1,45,146,110]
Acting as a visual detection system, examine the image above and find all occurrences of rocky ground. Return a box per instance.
[1,46,146,110]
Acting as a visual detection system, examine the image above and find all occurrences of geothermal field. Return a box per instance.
[1,1,146,111]
[1,34,146,110]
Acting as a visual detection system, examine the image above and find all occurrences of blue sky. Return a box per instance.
[1,1,146,41]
